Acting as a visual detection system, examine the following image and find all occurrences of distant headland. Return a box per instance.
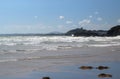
[65,25,120,36]
[0,25,120,37]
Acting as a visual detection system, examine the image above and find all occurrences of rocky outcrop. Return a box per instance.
[107,25,120,36]
[65,28,99,36]
[66,25,120,36]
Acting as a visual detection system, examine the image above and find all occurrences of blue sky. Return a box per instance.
[0,0,120,34]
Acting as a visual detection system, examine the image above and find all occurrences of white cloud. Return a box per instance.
[34,16,38,19]
[59,16,64,20]
[89,15,93,18]
[97,17,103,21]
[117,19,120,23]
[78,19,91,26]
[66,21,73,24]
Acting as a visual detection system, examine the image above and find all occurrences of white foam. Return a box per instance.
[0,59,18,63]
[0,36,120,63]
[88,43,120,47]
[0,36,120,50]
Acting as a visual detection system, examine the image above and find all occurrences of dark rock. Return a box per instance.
[96,66,109,70]
[65,27,108,36]
[107,25,120,36]
[66,28,99,36]
[42,77,50,79]
[98,73,112,78]
[79,66,93,70]
[65,25,120,36]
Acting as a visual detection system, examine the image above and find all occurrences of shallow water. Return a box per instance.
[3,62,119,79]
[36,62,120,79]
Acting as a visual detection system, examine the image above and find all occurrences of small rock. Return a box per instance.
[96,66,109,70]
[79,66,93,70]
[98,73,112,78]
[42,77,50,79]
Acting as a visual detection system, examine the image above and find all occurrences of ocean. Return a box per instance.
[0,35,120,79]
[0,35,120,63]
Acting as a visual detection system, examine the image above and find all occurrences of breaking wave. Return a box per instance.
[0,36,120,50]
[0,35,120,63]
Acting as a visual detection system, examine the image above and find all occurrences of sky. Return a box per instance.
[0,0,120,34]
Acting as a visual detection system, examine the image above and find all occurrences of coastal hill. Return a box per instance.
[107,25,120,36]
[65,25,120,36]
[0,25,119,37]
[65,28,107,36]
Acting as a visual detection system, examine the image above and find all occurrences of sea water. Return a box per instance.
[0,35,120,63]
[2,62,120,79]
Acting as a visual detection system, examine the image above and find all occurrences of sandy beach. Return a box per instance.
[0,46,120,79]
[0,0,120,79]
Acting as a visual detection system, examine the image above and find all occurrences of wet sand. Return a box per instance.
[0,46,120,79]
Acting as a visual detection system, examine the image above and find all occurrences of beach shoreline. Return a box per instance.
[0,46,120,79]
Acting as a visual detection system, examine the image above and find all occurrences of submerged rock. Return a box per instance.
[98,73,112,78]
[96,66,109,70]
[79,66,93,70]
[42,77,50,79]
